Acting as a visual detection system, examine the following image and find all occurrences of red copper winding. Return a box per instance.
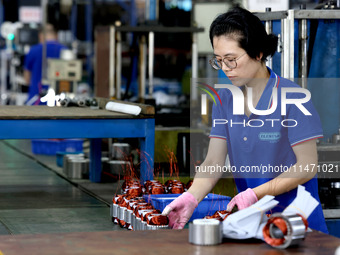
[263,214,309,247]
[150,185,165,194]
[113,194,125,205]
[263,217,287,247]
[142,210,161,221]
[126,186,142,197]
[170,185,184,194]
[134,203,153,216]
[147,214,169,225]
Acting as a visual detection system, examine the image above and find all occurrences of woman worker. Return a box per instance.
[162,6,328,233]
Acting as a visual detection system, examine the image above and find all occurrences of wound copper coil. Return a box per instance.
[150,185,165,194]
[262,213,308,249]
[126,186,142,197]
[147,214,169,226]
[113,194,125,204]
[122,178,141,190]
[170,185,184,194]
[142,209,161,222]
[127,197,144,210]
[144,180,161,192]
[134,203,153,216]
[205,210,231,221]
[139,209,157,221]
[136,206,154,218]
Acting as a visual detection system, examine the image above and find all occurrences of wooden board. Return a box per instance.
[0,229,338,255]
[0,105,154,120]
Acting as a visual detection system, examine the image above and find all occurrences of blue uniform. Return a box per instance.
[24,41,66,104]
[210,68,328,233]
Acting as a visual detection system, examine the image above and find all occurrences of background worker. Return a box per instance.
[23,23,66,105]
[162,7,328,233]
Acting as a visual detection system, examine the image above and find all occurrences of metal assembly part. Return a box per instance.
[264,213,307,249]
[189,219,222,246]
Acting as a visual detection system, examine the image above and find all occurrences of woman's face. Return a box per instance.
[212,35,262,87]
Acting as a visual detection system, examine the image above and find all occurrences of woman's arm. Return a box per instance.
[187,137,228,203]
[253,139,318,199]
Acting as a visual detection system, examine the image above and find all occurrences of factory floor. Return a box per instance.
[0,139,123,235]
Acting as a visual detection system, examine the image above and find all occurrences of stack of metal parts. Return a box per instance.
[110,179,169,231]
[63,153,90,179]
[104,143,132,177]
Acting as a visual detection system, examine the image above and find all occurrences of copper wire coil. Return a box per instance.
[144,180,161,190]
[113,194,125,205]
[138,209,157,220]
[123,183,142,194]
[144,181,162,194]
[262,213,308,248]
[150,186,165,194]
[205,210,231,221]
[132,202,148,212]
[135,206,154,218]
[122,179,141,190]
[170,185,184,194]
[142,209,161,222]
[127,198,144,210]
[146,214,169,226]
[119,219,126,228]
[126,186,142,197]
[133,203,153,215]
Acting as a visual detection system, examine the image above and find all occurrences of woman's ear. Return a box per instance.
[257,52,264,61]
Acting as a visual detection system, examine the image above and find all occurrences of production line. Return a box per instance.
[0,0,339,254]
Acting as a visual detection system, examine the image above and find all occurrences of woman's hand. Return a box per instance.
[227,188,258,211]
[162,192,198,229]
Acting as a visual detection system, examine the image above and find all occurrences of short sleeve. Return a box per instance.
[209,100,228,140]
[286,93,323,146]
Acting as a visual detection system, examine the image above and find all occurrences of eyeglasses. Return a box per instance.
[209,52,247,70]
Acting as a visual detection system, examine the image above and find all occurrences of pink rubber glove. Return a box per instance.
[227,188,258,211]
[161,192,198,229]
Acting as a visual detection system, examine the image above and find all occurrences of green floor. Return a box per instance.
[0,140,122,235]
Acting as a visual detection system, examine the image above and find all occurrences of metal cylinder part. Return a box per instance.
[135,218,141,231]
[66,158,89,179]
[141,221,147,230]
[106,160,131,176]
[189,219,222,246]
[267,213,306,249]
[118,207,127,222]
[131,214,136,229]
[111,143,131,160]
[112,203,119,218]
[63,154,85,175]
[126,209,133,224]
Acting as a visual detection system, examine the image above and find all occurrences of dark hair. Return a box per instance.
[209,7,278,61]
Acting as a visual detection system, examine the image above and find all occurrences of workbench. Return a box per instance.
[0,229,338,254]
[0,105,155,183]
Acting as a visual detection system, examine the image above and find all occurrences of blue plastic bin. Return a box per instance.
[143,193,230,221]
[31,139,84,155]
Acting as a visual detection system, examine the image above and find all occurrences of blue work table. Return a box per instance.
[0,105,155,183]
